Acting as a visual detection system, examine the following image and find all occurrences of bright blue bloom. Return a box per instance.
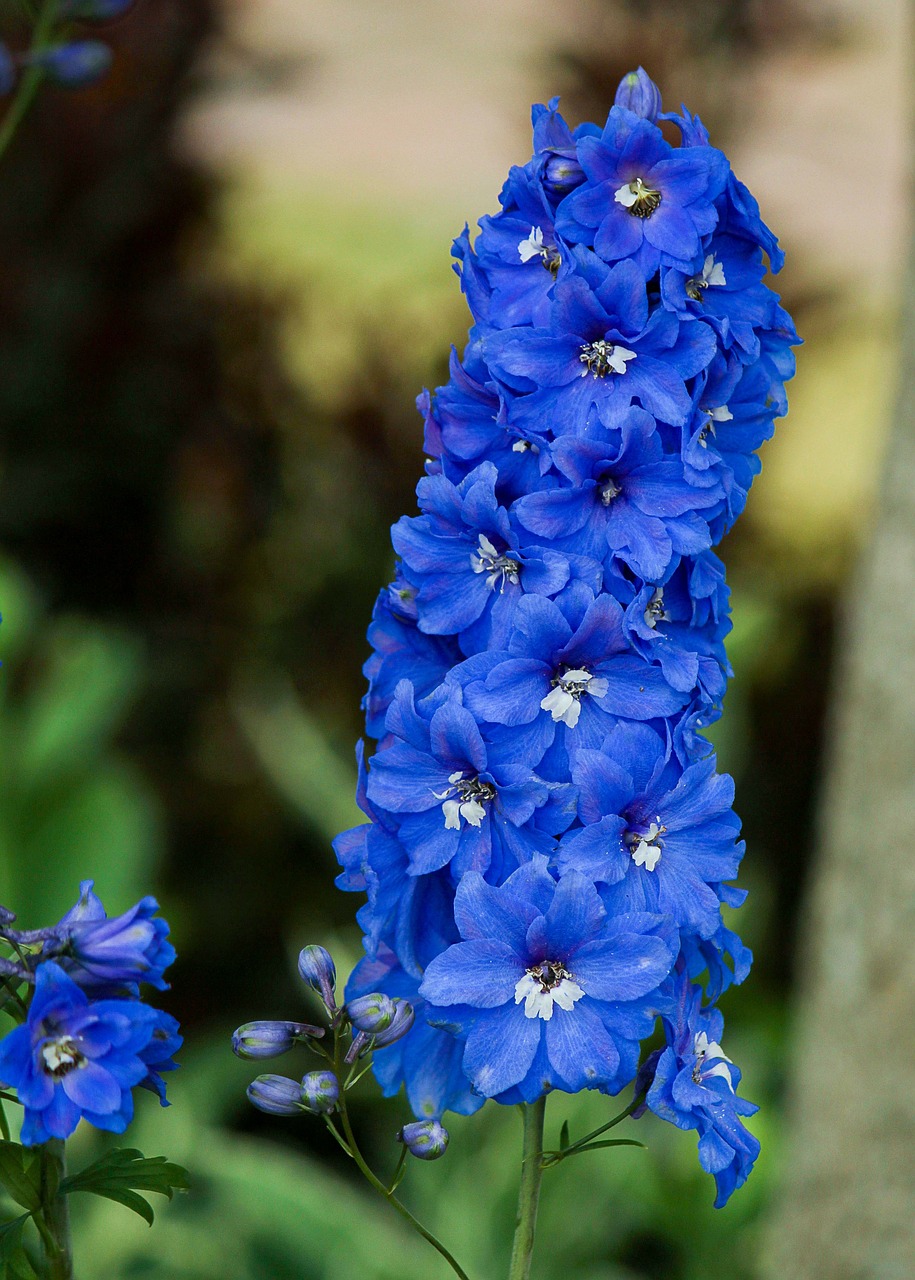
[461,592,687,767]
[420,858,677,1101]
[485,258,716,431]
[392,462,573,653]
[645,970,759,1206]
[514,408,723,582]
[365,680,568,879]
[555,109,729,274]
[0,962,159,1145]
[556,722,743,937]
[46,879,175,993]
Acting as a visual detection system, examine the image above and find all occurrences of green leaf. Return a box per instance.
[60,1149,189,1227]
[559,1120,570,1151]
[564,1139,645,1156]
[0,1145,41,1214]
[0,1213,36,1280]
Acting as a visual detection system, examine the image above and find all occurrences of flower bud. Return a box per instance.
[613,67,663,122]
[0,904,16,927]
[246,1074,304,1116]
[345,992,396,1035]
[30,41,113,88]
[297,945,337,1009]
[541,148,584,199]
[301,1070,339,1115]
[399,1119,449,1161]
[232,1019,324,1061]
[368,999,415,1049]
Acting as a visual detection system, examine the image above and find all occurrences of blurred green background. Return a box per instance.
[0,0,905,1276]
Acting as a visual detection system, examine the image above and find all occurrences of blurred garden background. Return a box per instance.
[0,0,909,1276]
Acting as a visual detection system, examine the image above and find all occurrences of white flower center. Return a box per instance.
[471,534,521,593]
[517,225,561,274]
[41,1036,85,1078]
[686,254,727,300]
[512,439,540,454]
[432,771,496,830]
[692,1031,734,1089]
[697,404,733,448]
[614,176,662,218]
[579,340,637,378]
[514,960,585,1021]
[600,476,622,506]
[540,668,609,728]
[644,588,671,629]
[625,819,665,872]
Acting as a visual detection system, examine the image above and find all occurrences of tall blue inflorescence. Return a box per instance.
[334,68,798,1206]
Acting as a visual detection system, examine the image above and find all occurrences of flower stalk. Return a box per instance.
[508,1098,547,1280]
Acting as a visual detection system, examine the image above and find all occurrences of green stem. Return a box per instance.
[544,1092,644,1166]
[38,1140,73,1280]
[332,1036,471,1280]
[0,0,58,165]
[507,1097,546,1280]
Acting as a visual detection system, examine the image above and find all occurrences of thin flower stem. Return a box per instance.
[507,1097,547,1280]
[543,1092,645,1166]
[332,1034,471,1280]
[0,0,58,164]
[38,1140,73,1280]
[0,1098,10,1142]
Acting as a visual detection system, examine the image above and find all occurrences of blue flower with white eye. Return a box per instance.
[0,962,160,1146]
[514,408,723,583]
[392,462,572,653]
[461,591,688,773]
[556,721,744,938]
[644,969,759,1207]
[363,588,462,740]
[365,681,570,881]
[484,255,716,434]
[419,857,677,1101]
[555,106,729,275]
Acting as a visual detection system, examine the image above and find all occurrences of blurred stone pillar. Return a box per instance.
[761,58,915,1280]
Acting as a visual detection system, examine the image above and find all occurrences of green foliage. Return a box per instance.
[0,1144,42,1214]
[61,1150,189,1227]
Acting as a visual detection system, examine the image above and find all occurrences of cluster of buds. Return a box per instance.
[232,945,447,1160]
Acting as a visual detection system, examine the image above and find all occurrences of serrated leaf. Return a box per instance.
[0,1146,41,1214]
[60,1149,189,1227]
[559,1120,570,1151]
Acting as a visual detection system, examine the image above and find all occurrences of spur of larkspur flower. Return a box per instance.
[329,67,798,1207]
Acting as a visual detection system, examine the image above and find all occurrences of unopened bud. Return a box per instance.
[297,945,337,1009]
[614,67,663,123]
[399,1119,449,1160]
[246,1074,304,1116]
[369,999,415,1049]
[541,149,584,199]
[346,992,396,1035]
[232,1020,324,1061]
[301,1070,339,1115]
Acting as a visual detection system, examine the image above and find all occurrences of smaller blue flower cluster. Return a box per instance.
[0,881,180,1146]
[0,0,136,98]
[336,68,797,1205]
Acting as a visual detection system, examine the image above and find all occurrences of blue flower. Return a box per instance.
[555,109,729,274]
[555,721,744,938]
[645,971,759,1206]
[138,1008,182,1104]
[514,409,723,583]
[420,858,677,1101]
[0,962,160,1145]
[45,880,175,993]
[365,681,568,879]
